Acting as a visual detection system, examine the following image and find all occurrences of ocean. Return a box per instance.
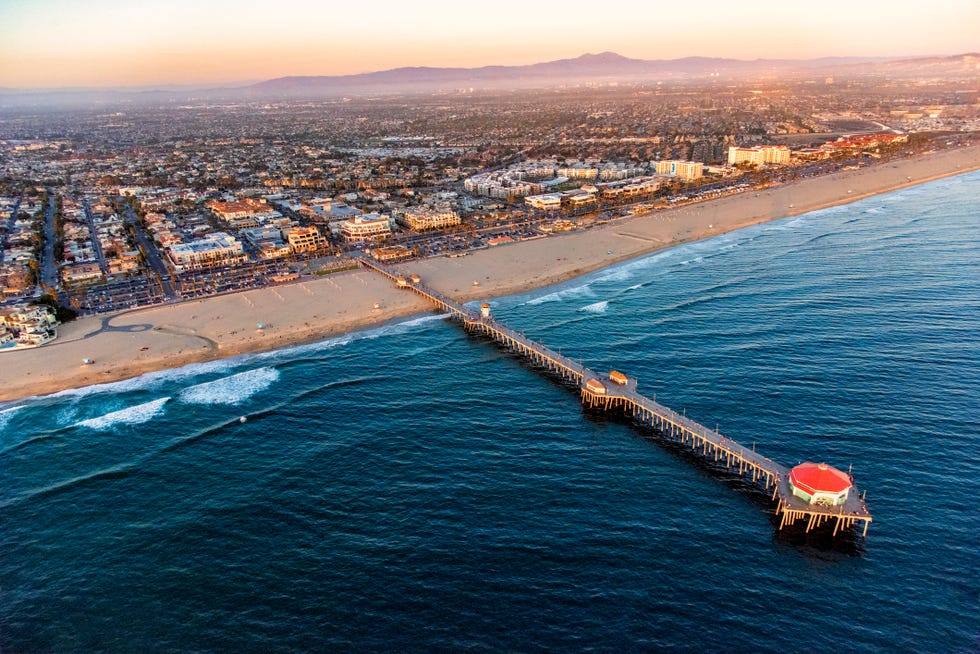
[2,171,978,652]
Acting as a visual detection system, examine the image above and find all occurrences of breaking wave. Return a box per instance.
[179,368,280,406]
[76,398,170,430]
[0,405,25,431]
[579,301,609,314]
[526,285,596,306]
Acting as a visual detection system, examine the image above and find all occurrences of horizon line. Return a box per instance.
[1,50,967,94]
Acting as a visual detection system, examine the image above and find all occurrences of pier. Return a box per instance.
[360,259,872,537]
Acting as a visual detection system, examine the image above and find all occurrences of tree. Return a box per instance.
[35,293,77,323]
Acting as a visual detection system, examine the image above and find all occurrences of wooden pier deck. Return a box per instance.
[360,259,872,537]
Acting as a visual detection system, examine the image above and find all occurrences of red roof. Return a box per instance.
[790,462,851,495]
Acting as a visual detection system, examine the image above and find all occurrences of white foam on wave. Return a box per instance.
[0,405,25,431]
[578,300,609,314]
[591,248,681,285]
[251,313,450,363]
[40,314,451,405]
[763,212,821,232]
[364,313,449,339]
[179,367,280,406]
[76,397,170,431]
[526,284,597,306]
[46,357,245,402]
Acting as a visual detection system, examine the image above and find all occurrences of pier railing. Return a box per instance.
[358,258,872,538]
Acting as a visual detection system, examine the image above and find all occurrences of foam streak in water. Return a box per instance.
[179,367,280,405]
[579,301,610,314]
[76,398,170,430]
[0,404,25,431]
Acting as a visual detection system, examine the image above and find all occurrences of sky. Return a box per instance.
[1,0,977,88]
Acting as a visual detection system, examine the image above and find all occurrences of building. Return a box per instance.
[167,232,246,270]
[241,226,290,259]
[207,198,272,221]
[0,304,58,347]
[727,145,790,166]
[820,132,908,152]
[562,189,597,209]
[788,462,851,506]
[655,160,704,180]
[107,251,141,276]
[524,193,563,211]
[61,263,104,286]
[285,226,325,252]
[396,207,461,231]
[340,214,392,241]
[370,245,413,262]
[207,198,281,229]
[556,166,598,180]
[598,176,662,201]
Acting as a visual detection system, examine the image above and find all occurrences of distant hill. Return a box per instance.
[242,52,977,98]
[2,52,977,107]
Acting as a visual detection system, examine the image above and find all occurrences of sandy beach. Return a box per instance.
[2,145,977,402]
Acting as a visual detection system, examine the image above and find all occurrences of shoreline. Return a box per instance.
[1,145,977,404]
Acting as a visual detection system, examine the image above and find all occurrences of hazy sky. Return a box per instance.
[1,0,977,88]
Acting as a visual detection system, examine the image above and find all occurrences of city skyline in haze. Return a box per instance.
[1,0,977,89]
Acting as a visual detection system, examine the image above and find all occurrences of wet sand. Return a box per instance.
[1,145,977,403]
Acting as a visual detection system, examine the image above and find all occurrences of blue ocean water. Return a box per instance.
[2,172,978,652]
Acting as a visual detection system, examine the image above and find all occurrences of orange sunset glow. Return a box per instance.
[1,0,977,88]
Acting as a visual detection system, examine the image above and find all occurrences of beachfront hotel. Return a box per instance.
[727,145,791,166]
[654,160,704,180]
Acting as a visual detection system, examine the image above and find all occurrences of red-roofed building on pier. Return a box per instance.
[789,462,852,506]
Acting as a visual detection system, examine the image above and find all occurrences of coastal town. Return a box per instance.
[4,0,980,647]
[1,73,977,353]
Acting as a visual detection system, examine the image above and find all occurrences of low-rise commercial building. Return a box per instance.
[598,176,662,201]
[167,232,246,270]
[286,226,325,252]
[397,207,461,231]
[524,193,563,210]
[370,245,413,262]
[340,214,392,241]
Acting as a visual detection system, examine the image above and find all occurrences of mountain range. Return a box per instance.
[244,51,978,97]
[2,52,977,107]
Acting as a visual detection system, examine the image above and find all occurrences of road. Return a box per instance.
[0,197,20,264]
[40,193,60,294]
[121,203,177,300]
[81,198,109,275]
